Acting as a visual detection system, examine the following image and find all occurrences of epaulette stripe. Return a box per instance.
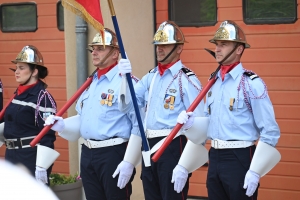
[186,72,194,76]
[243,71,259,80]
[250,74,258,80]
[181,68,195,76]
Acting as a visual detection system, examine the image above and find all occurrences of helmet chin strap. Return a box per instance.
[158,44,178,63]
[218,43,239,65]
[98,47,116,66]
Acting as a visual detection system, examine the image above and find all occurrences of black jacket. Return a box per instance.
[4,81,56,148]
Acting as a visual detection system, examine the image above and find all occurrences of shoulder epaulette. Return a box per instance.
[244,71,259,80]
[148,67,156,73]
[181,68,195,76]
[131,75,139,83]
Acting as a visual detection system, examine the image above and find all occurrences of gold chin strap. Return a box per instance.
[99,47,117,65]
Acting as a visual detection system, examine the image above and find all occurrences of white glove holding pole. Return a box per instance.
[112,161,134,189]
[118,58,132,76]
[44,115,65,133]
[171,164,189,193]
[177,111,194,130]
[35,166,48,184]
[243,170,260,197]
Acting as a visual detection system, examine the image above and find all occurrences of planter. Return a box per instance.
[50,180,83,200]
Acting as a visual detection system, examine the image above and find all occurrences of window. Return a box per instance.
[243,0,297,24]
[57,1,64,31]
[169,0,217,27]
[0,3,37,32]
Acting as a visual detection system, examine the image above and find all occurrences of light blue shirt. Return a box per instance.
[204,63,280,146]
[123,60,204,130]
[75,65,139,140]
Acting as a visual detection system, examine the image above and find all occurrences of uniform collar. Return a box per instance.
[94,64,118,82]
[163,60,183,76]
[218,62,244,81]
[16,80,47,97]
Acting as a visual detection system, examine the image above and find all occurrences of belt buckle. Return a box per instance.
[213,140,218,149]
[6,140,15,149]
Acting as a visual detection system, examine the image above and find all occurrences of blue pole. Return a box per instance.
[110,16,149,151]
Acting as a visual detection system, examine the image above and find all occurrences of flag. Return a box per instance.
[62,0,104,36]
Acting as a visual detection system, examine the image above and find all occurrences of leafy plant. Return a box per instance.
[49,173,81,186]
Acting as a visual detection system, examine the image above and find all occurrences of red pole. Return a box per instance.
[30,76,93,147]
[0,94,16,121]
[151,76,218,162]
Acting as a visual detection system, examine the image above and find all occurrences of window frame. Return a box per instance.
[56,1,64,31]
[0,2,38,32]
[243,0,298,25]
[168,0,217,27]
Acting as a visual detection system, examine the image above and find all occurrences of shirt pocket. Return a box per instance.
[223,97,244,112]
[160,92,180,118]
[223,97,245,126]
[100,94,119,118]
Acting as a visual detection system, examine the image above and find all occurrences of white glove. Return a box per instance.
[44,115,65,133]
[177,111,194,130]
[118,58,132,76]
[35,166,48,184]
[171,164,188,193]
[112,161,134,189]
[243,170,260,197]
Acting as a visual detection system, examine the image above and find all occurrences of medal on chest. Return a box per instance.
[108,94,114,106]
[164,94,175,110]
[101,93,107,105]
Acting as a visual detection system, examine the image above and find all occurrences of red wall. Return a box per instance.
[156,0,300,199]
[0,0,69,174]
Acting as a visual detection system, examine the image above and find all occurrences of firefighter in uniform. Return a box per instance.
[117,21,208,200]
[0,45,59,185]
[45,28,139,200]
[178,20,281,200]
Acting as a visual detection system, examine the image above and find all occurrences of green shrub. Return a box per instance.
[49,173,81,186]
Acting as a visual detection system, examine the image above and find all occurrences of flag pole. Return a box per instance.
[107,0,149,152]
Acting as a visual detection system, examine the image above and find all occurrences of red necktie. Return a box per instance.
[221,62,240,81]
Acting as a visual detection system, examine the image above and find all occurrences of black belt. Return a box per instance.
[5,136,36,149]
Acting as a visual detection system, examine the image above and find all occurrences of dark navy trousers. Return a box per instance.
[81,142,135,200]
[207,145,258,200]
[141,135,190,200]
